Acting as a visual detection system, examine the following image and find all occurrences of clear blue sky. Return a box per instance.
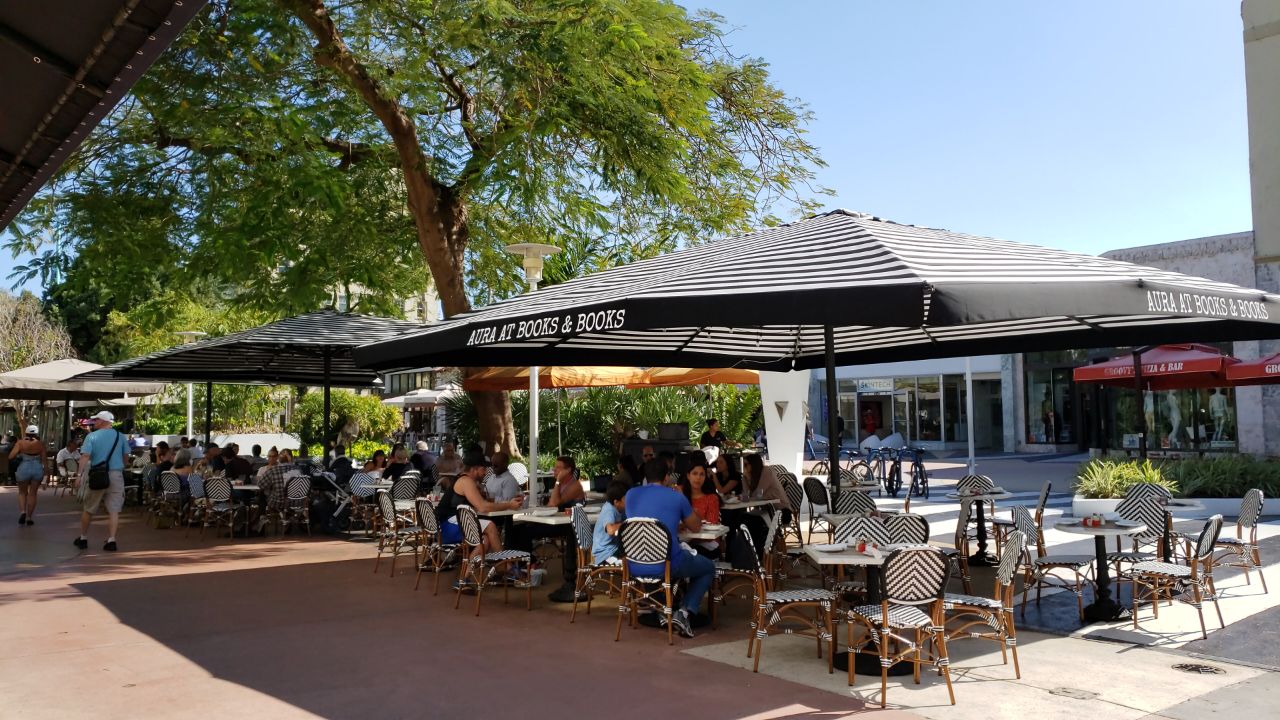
[689,0,1251,255]
[4,1,1252,294]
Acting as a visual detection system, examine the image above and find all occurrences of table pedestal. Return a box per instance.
[968,500,997,566]
[1082,535,1129,622]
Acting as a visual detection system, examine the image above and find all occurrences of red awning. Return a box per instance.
[1226,351,1280,386]
[1072,344,1238,390]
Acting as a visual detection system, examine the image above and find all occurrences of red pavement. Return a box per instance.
[0,487,914,719]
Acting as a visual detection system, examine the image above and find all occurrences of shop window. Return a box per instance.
[893,377,916,442]
[916,376,941,441]
[942,374,968,442]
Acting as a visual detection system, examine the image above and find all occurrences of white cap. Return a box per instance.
[25,425,38,435]
[416,440,429,451]
[91,410,115,423]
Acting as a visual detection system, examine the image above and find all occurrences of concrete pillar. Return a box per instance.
[760,369,811,475]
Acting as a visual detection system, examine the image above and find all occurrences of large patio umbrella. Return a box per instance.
[1072,344,1240,390]
[0,359,165,444]
[626,367,760,388]
[71,310,422,446]
[1226,351,1280,385]
[461,366,646,391]
[354,210,1280,492]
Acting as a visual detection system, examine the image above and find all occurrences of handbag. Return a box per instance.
[87,431,121,491]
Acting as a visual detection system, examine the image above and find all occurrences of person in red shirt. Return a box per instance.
[679,460,722,559]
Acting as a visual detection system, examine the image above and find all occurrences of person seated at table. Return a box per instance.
[411,440,436,474]
[733,454,784,556]
[548,455,586,509]
[434,440,462,479]
[699,418,739,450]
[623,481,714,638]
[145,445,174,492]
[678,460,722,559]
[642,458,673,488]
[221,444,254,480]
[658,451,679,486]
[591,480,629,564]
[485,451,521,502]
[363,449,387,475]
[384,446,412,481]
[255,447,280,480]
[170,448,196,504]
[712,454,742,497]
[255,461,296,534]
[279,448,294,466]
[435,450,518,553]
[615,455,641,486]
[248,444,265,467]
[328,445,355,486]
[193,444,221,477]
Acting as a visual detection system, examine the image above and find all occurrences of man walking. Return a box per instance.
[75,411,128,552]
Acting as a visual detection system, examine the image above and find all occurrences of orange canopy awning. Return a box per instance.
[1226,351,1280,386]
[1072,344,1238,390]
[626,367,759,388]
[461,366,760,391]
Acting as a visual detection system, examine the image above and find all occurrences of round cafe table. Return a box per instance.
[1055,518,1146,623]
[946,490,1012,566]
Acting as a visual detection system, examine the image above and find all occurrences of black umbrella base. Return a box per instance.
[1083,599,1131,623]
[967,552,998,567]
[833,652,913,676]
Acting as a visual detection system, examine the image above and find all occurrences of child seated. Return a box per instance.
[591,480,629,564]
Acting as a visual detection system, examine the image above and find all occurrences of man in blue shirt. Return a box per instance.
[75,411,129,552]
[624,470,715,638]
[591,480,629,563]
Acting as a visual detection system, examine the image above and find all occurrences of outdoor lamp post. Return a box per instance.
[174,331,207,438]
[504,243,561,507]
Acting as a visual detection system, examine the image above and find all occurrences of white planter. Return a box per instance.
[1070,494,1267,519]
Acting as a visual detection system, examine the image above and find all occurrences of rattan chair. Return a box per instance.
[1131,515,1225,639]
[832,489,877,520]
[1014,505,1094,621]
[413,498,458,595]
[803,476,832,543]
[1125,482,1173,502]
[1213,489,1266,593]
[829,516,893,599]
[348,472,379,534]
[945,530,1027,678]
[454,504,532,615]
[948,499,976,595]
[715,515,782,621]
[570,505,623,623]
[993,480,1050,555]
[276,475,312,535]
[846,545,956,706]
[615,518,678,644]
[182,474,207,536]
[151,471,184,529]
[1106,495,1169,593]
[201,476,244,539]
[748,523,837,674]
[884,513,929,545]
[374,490,421,577]
[779,471,805,547]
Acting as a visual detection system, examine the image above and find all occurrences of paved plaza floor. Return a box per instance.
[1,457,1275,719]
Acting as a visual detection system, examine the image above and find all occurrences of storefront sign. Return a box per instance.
[857,378,894,394]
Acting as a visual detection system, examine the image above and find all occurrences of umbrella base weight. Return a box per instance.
[1082,599,1130,623]
[833,652,914,676]
[967,552,998,567]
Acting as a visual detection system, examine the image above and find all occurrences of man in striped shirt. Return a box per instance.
[255,463,301,533]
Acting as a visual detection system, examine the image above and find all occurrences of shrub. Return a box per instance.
[1075,456,1280,498]
[1074,459,1176,499]
[288,389,400,449]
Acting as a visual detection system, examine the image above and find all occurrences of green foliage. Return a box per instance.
[0,290,75,372]
[289,389,400,448]
[1075,456,1280,498]
[349,439,393,463]
[133,411,188,435]
[445,385,762,476]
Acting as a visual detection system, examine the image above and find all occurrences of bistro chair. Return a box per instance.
[615,518,678,645]
[1106,495,1169,594]
[275,475,313,535]
[833,489,877,516]
[1131,515,1225,640]
[885,513,930,545]
[944,530,1027,679]
[1125,482,1173,502]
[846,545,956,706]
[201,476,245,539]
[151,471,184,529]
[803,476,833,543]
[994,480,1050,555]
[454,504,532,615]
[748,524,837,675]
[840,464,878,492]
[348,472,379,535]
[716,514,782,621]
[374,490,422,578]
[413,498,458,595]
[948,499,976,595]
[391,474,419,502]
[1014,505,1094,621]
[182,475,207,537]
[957,474,996,533]
[570,505,623,623]
[1213,489,1267,593]
[829,516,893,599]
[779,472,805,545]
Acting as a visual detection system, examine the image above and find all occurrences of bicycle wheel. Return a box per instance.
[885,460,902,497]
[910,460,929,499]
[811,459,830,479]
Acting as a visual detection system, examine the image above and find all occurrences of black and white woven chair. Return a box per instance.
[374,490,421,578]
[956,473,996,533]
[748,523,837,675]
[348,472,380,535]
[715,515,782,624]
[1014,505,1094,621]
[454,504,532,615]
[994,480,1050,555]
[1213,489,1266,593]
[391,474,419,502]
[413,498,458,595]
[948,499,976,595]
[1131,514,1225,640]
[1125,482,1173,502]
[779,472,805,547]
[885,513,929,545]
[945,530,1027,679]
[570,505,623,623]
[846,545,956,706]
[1106,495,1169,594]
[803,476,833,543]
[615,518,678,645]
[151,471,184,528]
[832,489,878,521]
[181,474,207,536]
[828,516,893,599]
[201,476,244,539]
[277,475,312,535]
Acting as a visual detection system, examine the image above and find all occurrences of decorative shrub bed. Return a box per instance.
[1074,456,1280,499]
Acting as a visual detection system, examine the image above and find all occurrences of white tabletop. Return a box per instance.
[945,491,1012,501]
[802,544,892,567]
[370,481,394,489]
[722,498,779,511]
[515,510,572,525]
[1055,519,1146,537]
[1164,499,1206,511]
[232,484,260,491]
[393,499,417,510]
[680,524,729,542]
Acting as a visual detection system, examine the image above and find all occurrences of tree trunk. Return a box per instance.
[283,0,517,451]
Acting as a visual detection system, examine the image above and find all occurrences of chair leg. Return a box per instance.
[1006,611,1021,679]
[879,624,890,708]
[615,583,627,642]
[935,625,956,706]
[664,583,674,646]
[752,603,766,672]
[571,571,584,623]
[1207,576,1225,629]
[473,561,485,616]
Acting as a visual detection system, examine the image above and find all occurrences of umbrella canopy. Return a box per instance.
[356,210,1280,372]
[0,359,164,400]
[1226,351,1280,385]
[382,385,461,408]
[1072,344,1240,390]
[462,366,645,391]
[628,367,759,388]
[0,1,208,232]
[73,310,422,387]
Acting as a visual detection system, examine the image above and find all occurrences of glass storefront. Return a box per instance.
[824,374,999,448]
[1106,387,1237,451]
[1023,350,1090,445]
[942,375,967,443]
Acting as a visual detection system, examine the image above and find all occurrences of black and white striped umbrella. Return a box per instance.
[75,310,423,387]
[355,210,1280,372]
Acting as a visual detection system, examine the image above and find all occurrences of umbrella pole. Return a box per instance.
[205,381,214,449]
[1133,350,1147,460]
[529,367,539,508]
[823,325,840,501]
[557,389,562,456]
[323,349,332,454]
[965,356,976,475]
[62,393,71,448]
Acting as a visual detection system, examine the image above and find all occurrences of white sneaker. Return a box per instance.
[671,609,695,639]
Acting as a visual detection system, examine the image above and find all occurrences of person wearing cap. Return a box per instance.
[434,450,521,553]
[9,424,45,525]
[75,410,129,551]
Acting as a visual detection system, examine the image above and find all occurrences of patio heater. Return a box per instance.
[174,331,207,438]
[504,242,561,507]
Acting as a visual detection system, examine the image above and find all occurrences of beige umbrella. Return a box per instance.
[0,359,165,444]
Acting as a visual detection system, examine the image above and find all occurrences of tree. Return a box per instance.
[10,0,826,454]
[0,291,75,372]
[289,389,400,449]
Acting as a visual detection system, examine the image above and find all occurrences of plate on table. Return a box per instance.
[1113,519,1142,528]
[701,523,725,531]
[989,487,1006,494]
[530,507,559,517]
[812,543,847,553]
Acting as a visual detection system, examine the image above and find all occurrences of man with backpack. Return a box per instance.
[75,411,128,552]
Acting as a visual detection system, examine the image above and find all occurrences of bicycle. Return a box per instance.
[883,448,904,497]
[905,447,929,499]
[810,447,859,480]
[864,446,892,497]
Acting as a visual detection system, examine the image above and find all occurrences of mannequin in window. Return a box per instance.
[1143,391,1155,438]
[1209,388,1229,441]
[1166,392,1182,449]
[1040,390,1056,443]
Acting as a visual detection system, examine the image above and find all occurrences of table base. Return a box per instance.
[967,552,998,567]
[1082,599,1131,623]
[833,651,913,676]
